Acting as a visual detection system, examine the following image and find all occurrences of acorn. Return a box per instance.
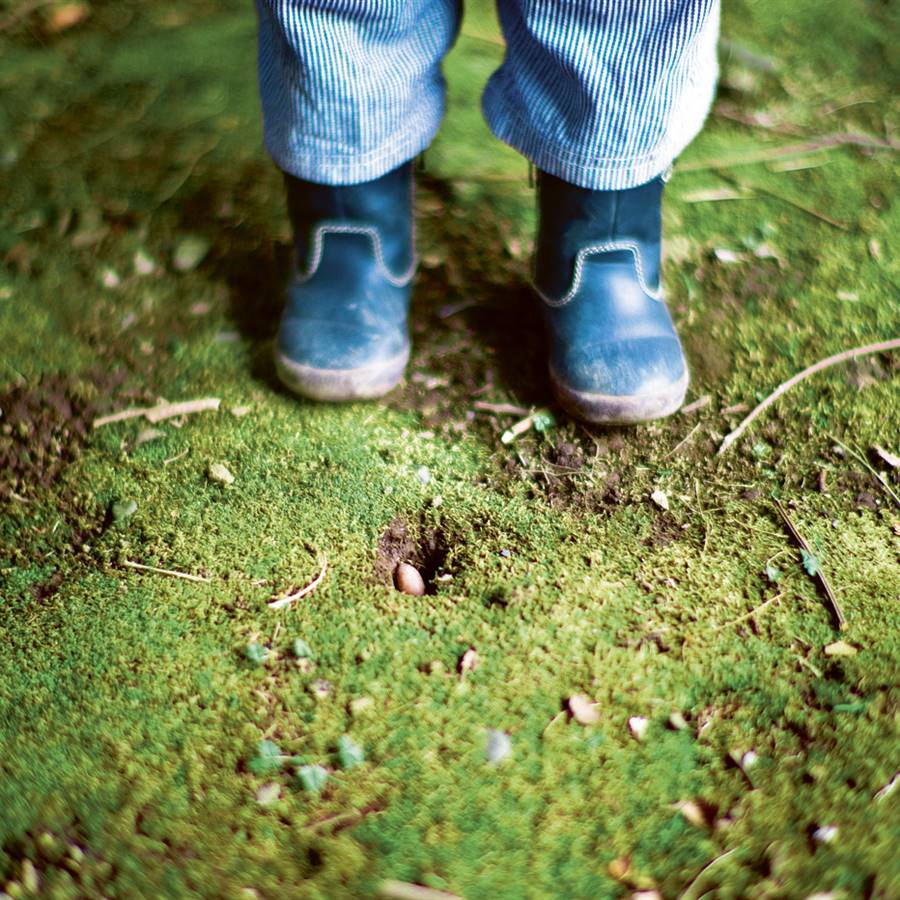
[394,562,425,596]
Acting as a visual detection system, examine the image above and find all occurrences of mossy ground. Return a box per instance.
[1,1,899,897]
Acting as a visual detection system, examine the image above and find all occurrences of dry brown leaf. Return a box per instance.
[458,648,479,676]
[46,2,89,33]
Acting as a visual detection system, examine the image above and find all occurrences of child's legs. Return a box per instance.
[483,0,720,190]
[256,0,461,185]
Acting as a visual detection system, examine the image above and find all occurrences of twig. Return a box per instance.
[710,591,785,631]
[473,400,530,416]
[773,501,846,631]
[93,397,221,429]
[304,806,384,833]
[720,174,849,229]
[163,447,190,466]
[829,434,900,509]
[379,881,463,900]
[678,848,738,900]
[666,422,702,457]
[681,395,711,414]
[501,408,554,444]
[123,560,210,583]
[718,338,900,455]
[268,557,328,609]
[679,132,899,173]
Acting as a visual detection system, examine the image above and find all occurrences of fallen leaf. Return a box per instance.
[650,489,669,510]
[46,2,90,33]
[296,765,329,793]
[568,694,600,725]
[248,740,282,775]
[823,640,857,657]
[676,800,711,828]
[255,783,281,806]
[628,716,649,741]
[607,857,631,881]
[245,642,268,665]
[458,648,479,676]
[208,462,234,485]
[349,696,374,717]
[485,729,512,764]
[337,735,365,770]
[110,499,137,524]
[812,824,838,844]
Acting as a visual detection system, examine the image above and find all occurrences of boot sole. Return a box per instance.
[551,367,689,425]
[275,346,409,402]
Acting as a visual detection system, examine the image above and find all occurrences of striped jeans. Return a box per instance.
[255,1,720,190]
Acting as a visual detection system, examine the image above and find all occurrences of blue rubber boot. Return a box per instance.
[534,171,689,424]
[275,162,415,401]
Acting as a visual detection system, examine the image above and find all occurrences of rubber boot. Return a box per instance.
[275,162,415,401]
[534,170,688,423]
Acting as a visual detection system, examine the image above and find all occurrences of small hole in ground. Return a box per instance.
[375,515,454,595]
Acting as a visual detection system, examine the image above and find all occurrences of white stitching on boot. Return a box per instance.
[534,240,664,308]
[294,222,417,287]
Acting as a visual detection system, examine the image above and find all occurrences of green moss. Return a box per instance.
[1,0,898,896]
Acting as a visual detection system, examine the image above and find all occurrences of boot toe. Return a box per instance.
[550,336,689,424]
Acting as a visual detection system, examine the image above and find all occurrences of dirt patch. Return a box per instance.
[647,512,686,549]
[374,515,452,595]
[0,370,125,500]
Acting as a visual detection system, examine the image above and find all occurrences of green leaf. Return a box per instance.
[296,764,329,793]
[248,739,282,776]
[765,562,782,583]
[532,410,556,433]
[245,642,268,664]
[292,638,313,659]
[800,549,821,577]
[337,735,365,770]
[110,499,137,524]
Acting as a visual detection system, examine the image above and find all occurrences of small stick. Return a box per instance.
[268,557,328,609]
[123,560,210,583]
[710,591,785,631]
[666,422,702,457]
[721,174,848,229]
[473,400,531,416]
[773,501,846,631]
[679,848,738,900]
[718,338,900,455]
[680,395,711,414]
[93,397,221,429]
[679,132,899,173]
[379,881,463,900]
[501,408,554,444]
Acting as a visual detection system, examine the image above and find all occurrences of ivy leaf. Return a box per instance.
[296,764,329,793]
[337,735,365,770]
[800,549,821,577]
[248,739,282,776]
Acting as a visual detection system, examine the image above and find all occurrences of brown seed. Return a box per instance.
[394,562,425,596]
